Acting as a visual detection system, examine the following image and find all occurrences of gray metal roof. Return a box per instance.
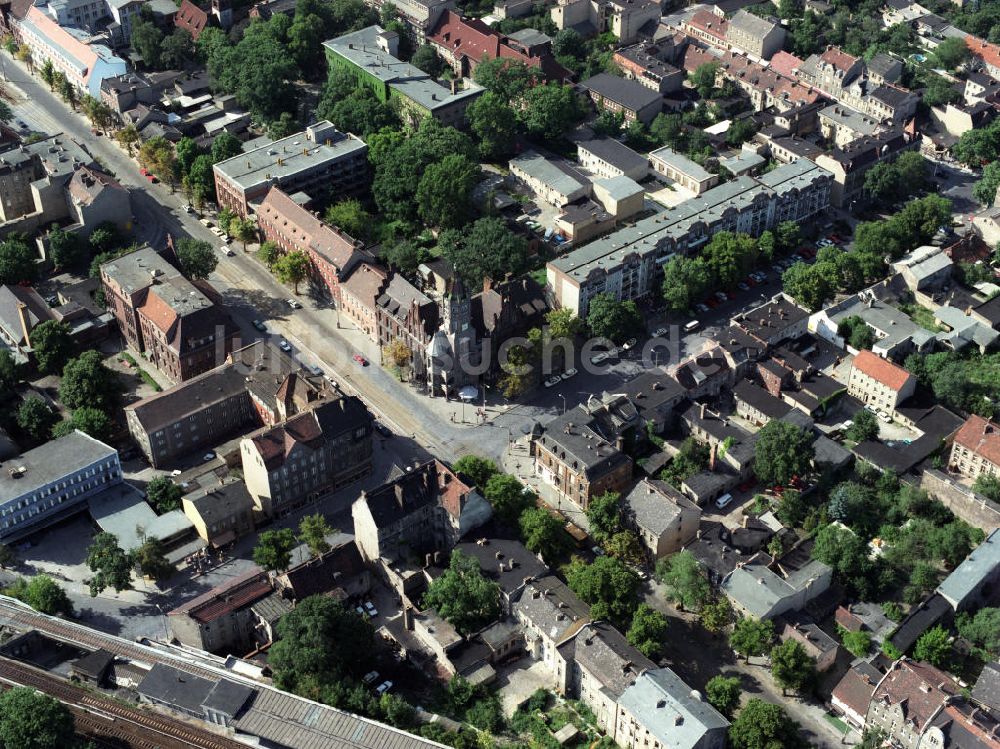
[582,73,663,112]
[558,622,655,699]
[576,137,647,174]
[511,151,590,197]
[936,528,1000,609]
[727,8,779,40]
[0,430,117,504]
[617,668,729,748]
[649,146,714,182]
[623,479,696,536]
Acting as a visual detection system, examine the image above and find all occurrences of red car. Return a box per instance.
[139,168,148,176]
[829,234,842,243]
[705,297,719,308]
[353,353,368,366]
[146,174,157,183]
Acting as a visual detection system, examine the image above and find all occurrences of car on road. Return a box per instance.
[544,375,562,388]
[278,339,292,352]
[714,291,728,303]
[286,298,302,309]
[715,493,734,510]
[374,421,393,438]
[695,303,710,313]
[684,320,700,333]
[364,601,378,617]
[622,338,637,350]
[146,174,157,183]
[252,319,267,332]
[737,282,749,292]
[16,120,27,129]
[589,352,609,365]
[171,469,182,477]
[219,246,234,256]
[363,671,380,686]
[199,218,212,227]
[183,204,195,214]
[772,264,784,274]
[864,403,878,414]
[355,605,365,616]
[308,364,324,377]
[877,410,892,423]
[203,452,215,462]
[376,681,393,695]
[561,368,577,380]
[353,353,368,366]
[653,327,668,338]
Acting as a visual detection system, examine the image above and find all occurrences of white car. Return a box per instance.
[544,375,562,388]
[203,452,215,462]
[171,469,182,477]
[364,601,378,617]
[714,292,728,303]
[278,339,292,352]
[877,410,892,424]
[219,246,234,256]
[561,368,578,380]
[590,352,609,365]
[864,403,878,414]
[817,238,834,248]
[356,605,365,616]
[287,299,302,309]
[622,338,637,350]
[376,681,393,695]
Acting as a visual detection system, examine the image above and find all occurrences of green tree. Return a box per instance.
[472,58,539,103]
[701,597,733,633]
[519,83,582,141]
[566,555,640,626]
[270,595,374,692]
[705,675,741,717]
[40,58,55,89]
[690,62,719,98]
[116,124,140,155]
[782,262,833,311]
[754,420,814,487]
[211,131,244,163]
[440,217,530,288]
[134,537,175,581]
[655,550,710,611]
[519,507,571,562]
[483,473,532,527]
[452,455,498,487]
[586,293,642,344]
[934,36,970,70]
[467,92,519,160]
[174,137,203,176]
[146,475,183,514]
[627,603,669,658]
[253,528,297,572]
[299,513,335,557]
[15,397,58,442]
[0,687,76,749]
[838,315,876,350]
[411,44,443,76]
[138,135,177,185]
[846,409,879,442]
[605,530,644,566]
[586,491,622,543]
[176,238,218,280]
[728,699,805,749]
[955,607,1000,656]
[274,250,310,294]
[0,349,19,391]
[839,627,872,658]
[323,87,400,137]
[161,27,194,69]
[973,161,1000,207]
[914,625,951,667]
[726,118,757,147]
[324,199,371,239]
[424,549,501,634]
[131,18,165,67]
[416,154,480,228]
[47,228,87,270]
[0,238,37,285]
[52,406,111,441]
[770,638,815,694]
[85,532,133,596]
[21,574,73,615]
[661,256,710,312]
[59,350,122,411]
[230,217,258,250]
[257,240,282,270]
[730,617,774,662]
[27,320,71,376]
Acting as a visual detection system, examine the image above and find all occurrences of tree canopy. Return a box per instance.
[770,639,815,694]
[16,397,59,442]
[586,294,642,344]
[423,549,501,634]
[59,350,123,412]
[146,476,183,514]
[730,617,774,661]
[566,555,641,627]
[753,420,814,487]
[728,699,805,749]
[85,532,133,596]
[626,603,669,659]
[253,528,298,572]
[705,675,741,717]
[176,238,218,280]
[0,687,76,749]
[439,218,530,288]
[655,550,710,611]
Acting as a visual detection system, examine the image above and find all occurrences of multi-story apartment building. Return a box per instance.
[0,148,45,221]
[240,397,373,518]
[949,414,1000,481]
[846,349,916,411]
[339,262,389,339]
[864,660,958,749]
[324,27,482,128]
[44,0,109,30]
[622,479,701,559]
[212,121,369,218]
[547,159,832,316]
[167,569,273,653]
[255,186,368,302]
[815,127,922,208]
[612,42,684,94]
[351,459,492,564]
[14,6,126,96]
[614,669,729,749]
[364,0,454,41]
[724,9,785,59]
[581,73,663,125]
[100,246,239,383]
[0,430,121,541]
[530,406,634,510]
[551,0,660,44]
[124,341,323,468]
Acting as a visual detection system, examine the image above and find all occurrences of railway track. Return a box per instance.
[0,657,247,749]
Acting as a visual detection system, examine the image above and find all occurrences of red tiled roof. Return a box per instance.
[769,50,803,78]
[340,263,388,309]
[175,0,209,39]
[954,414,1000,467]
[169,569,270,623]
[820,45,859,72]
[872,660,957,734]
[851,350,913,391]
[428,10,569,82]
[832,662,879,718]
[966,34,1000,72]
[23,7,99,83]
[258,186,359,272]
[138,288,179,336]
[685,9,728,41]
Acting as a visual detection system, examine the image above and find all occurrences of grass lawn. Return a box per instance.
[824,713,850,735]
[899,302,944,332]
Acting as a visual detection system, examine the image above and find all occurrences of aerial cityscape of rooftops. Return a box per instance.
[3,0,1000,745]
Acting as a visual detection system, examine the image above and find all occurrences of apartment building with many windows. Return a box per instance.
[949,414,1000,481]
[0,431,121,541]
[846,350,916,412]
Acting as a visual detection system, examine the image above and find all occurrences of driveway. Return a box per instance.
[494,657,555,716]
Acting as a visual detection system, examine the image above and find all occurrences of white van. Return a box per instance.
[715,493,733,510]
[684,320,701,333]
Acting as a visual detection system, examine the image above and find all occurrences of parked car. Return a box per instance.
[561,368,577,380]
[653,327,668,337]
[363,671,380,685]
[203,452,215,462]
[591,546,605,557]
[279,339,292,352]
[353,353,368,366]
[590,352,609,365]
[183,204,195,214]
[738,282,750,292]
[695,303,710,313]
[714,291,728,303]
[877,410,892,424]
[287,298,302,309]
[356,605,365,616]
[622,338,637,350]
[252,319,267,332]
[544,375,562,388]
[219,246,234,256]
[376,681,393,695]
[364,601,378,617]
[374,421,393,438]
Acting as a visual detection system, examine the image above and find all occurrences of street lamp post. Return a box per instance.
[558,393,566,415]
